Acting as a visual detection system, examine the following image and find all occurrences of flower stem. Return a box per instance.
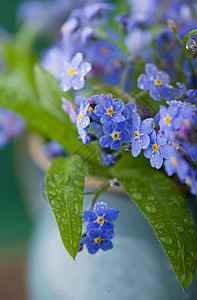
[173,31,196,83]
[90,181,111,210]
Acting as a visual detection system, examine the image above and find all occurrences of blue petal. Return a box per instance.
[140,134,150,149]
[81,236,91,244]
[101,229,115,240]
[161,86,172,101]
[112,113,125,123]
[94,202,108,216]
[110,140,122,150]
[149,84,161,101]
[100,240,113,251]
[145,63,158,77]
[94,104,105,116]
[82,210,97,222]
[150,152,163,169]
[88,228,101,238]
[88,243,100,254]
[140,118,154,135]
[132,140,142,157]
[137,73,150,90]
[102,96,113,109]
[71,52,83,69]
[113,100,124,112]
[99,135,113,148]
[86,223,100,233]
[105,208,119,221]
[144,146,153,159]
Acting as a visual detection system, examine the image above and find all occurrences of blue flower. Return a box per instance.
[82,202,119,226]
[40,45,65,81]
[125,28,152,54]
[76,103,91,145]
[176,82,197,102]
[99,121,132,151]
[122,103,137,130]
[43,140,66,158]
[144,131,172,169]
[0,109,24,149]
[164,149,189,182]
[102,152,116,167]
[60,52,91,92]
[184,167,197,196]
[94,95,125,124]
[131,115,153,157]
[137,63,172,101]
[159,104,179,138]
[80,227,114,254]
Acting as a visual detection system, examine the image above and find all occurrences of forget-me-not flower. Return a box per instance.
[137,63,172,101]
[60,52,92,92]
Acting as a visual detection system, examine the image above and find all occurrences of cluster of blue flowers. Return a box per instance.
[80,202,119,254]
[61,60,197,197]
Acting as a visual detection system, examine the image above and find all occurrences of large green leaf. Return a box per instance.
[113,168,197,289]
[46,156,85,259]
[34,65,73,121]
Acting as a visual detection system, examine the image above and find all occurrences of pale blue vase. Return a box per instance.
[26,191,197,300]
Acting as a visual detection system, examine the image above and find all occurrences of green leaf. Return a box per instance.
[113,168,197,289]
[0,86,80,153]
[34,65,74,121]
[46,156,85,259]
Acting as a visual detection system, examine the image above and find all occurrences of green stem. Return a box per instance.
[173,31,197,83]
[90,182,111,210]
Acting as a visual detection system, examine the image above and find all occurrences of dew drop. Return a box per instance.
[184,217,193,225]
[51,200,55,207]
[168,250,174,256]
[131,192,142,200]
[145,203,157,213]
[189,228,195,234]
[186,39,197,50]
[161,236,172,245]
[154,222,165,229]
[177,226,184,232]
[181,273,185,284]
[147,195,155,201]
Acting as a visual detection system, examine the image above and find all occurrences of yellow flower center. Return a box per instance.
[134,131,141,139]
[72,104,78,110]
[69,68,75,75]
[78,113,82,121]
[171,157,178,167]
[88,107,94,114]
[152,143,158,152]
[101,46,109,54]
[164,115,171,125]
[94,237,102,244]
[96,216,105,224]
[185,176,192,186]
[106,108,114,116]
[112,131,120,140]
[154,79,162,86]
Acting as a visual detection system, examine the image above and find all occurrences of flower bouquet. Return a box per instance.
[0,0,197,293]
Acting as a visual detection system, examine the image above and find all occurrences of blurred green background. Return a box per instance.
[0,1,33,299]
